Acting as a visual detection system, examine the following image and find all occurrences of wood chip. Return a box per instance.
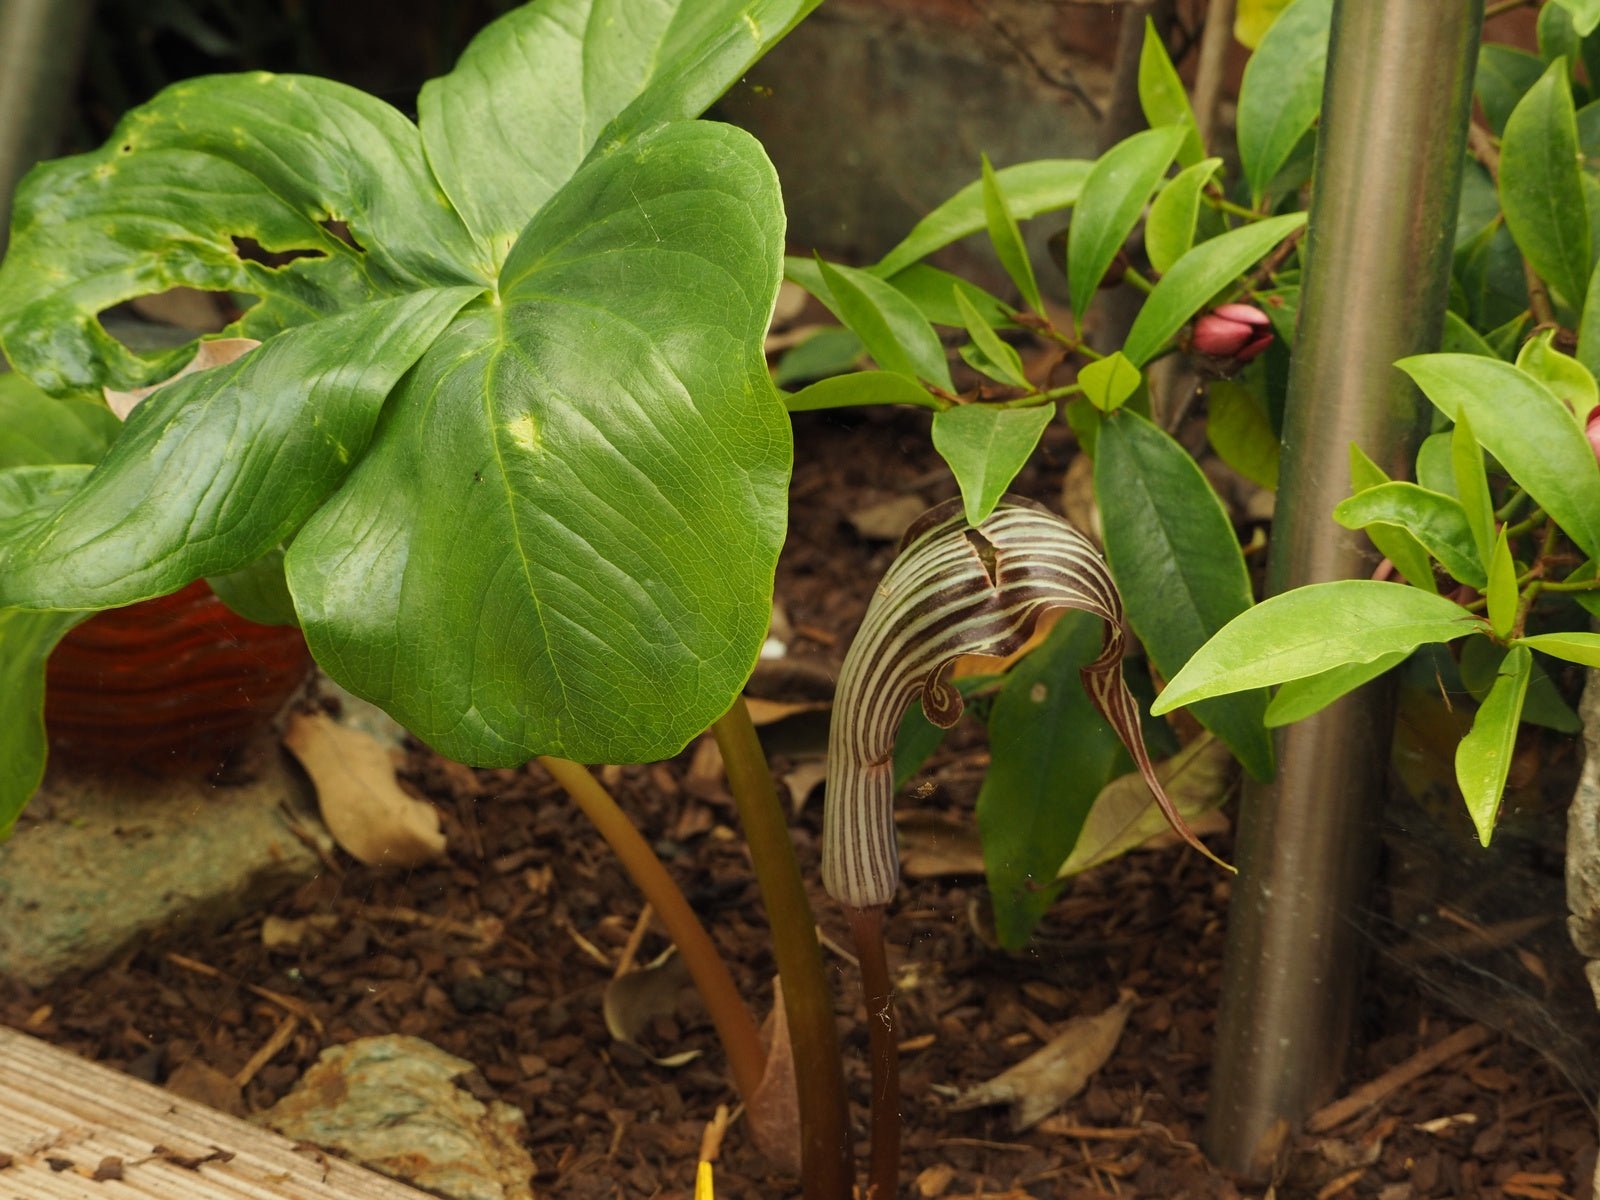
[1307,1023,1490,1134]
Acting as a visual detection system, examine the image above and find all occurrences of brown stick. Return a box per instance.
[1305,1023,1490,1133]
[233,1015,299,1089]
[846,904,901,1200]
[538,756,767,1105]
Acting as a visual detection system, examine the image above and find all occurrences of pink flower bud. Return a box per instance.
[1586,405,1600,465]
[1192,303,1274,363]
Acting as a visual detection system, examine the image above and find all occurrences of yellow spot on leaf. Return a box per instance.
[505,412,541,454]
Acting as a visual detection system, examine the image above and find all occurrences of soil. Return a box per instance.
[3,407,1597,1200]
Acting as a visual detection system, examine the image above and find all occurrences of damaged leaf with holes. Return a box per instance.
[0,0,820,831]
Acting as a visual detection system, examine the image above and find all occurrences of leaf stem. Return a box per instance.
[1204,188,1263,221]
[845,904,900,1200]
[538,756,766,1103]
[713,698,854,1200]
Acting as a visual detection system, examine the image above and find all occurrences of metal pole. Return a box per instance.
[0,0,93,257]
[1205,0,1483,1176]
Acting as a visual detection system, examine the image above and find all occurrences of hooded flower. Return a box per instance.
[1192,303,1273,363]
[1587,404,1600,465]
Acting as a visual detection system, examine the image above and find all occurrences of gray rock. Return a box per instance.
[257,1036,535,1200]
[0,739,332,988]
[1571,672,1600,1200]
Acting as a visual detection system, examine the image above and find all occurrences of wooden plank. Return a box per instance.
[0,1025,434,1199]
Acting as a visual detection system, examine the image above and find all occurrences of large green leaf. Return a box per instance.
[1149,581,1485,714]
[1137,17,1203,168]
[0,289,478,608]
[1349,443,1437,594]
[1205,379,1278,489]
[0,75,491,394]
[1236,0,1334,204]
[979,610,1129,948]
[784,371,938,412]
[417,0,820,254]
[1499,58,1591,310]
[1514,630,1600,666]
[1067,127,1186,322]
[1455,644,1531,846]
[1146,158,1224,276]
[802,258,954,391]
[0,608,85,837]
[1398,354,1600,561]
[1555,0,1600,37]
[981,156,1044,316]
[1122,213,1307,366]
[884,264,1012,329]
[285,122,790,766]
[1477,44,1548,137]
[1264,651,1409,727]
[872,160,1092,279]
[1094,409,1274,779]
[0,375,119,469]
[931,404,1052,525]
[1331,482,1485,589]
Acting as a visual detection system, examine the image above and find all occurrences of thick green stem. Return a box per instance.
[845,904,899,1200]
[713,698,853,1200]
[538,756,766,1104]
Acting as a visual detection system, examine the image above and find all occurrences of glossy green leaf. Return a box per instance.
[953,288,1029,389]
[1515,329,1597,415]
[1441,310,1501,359]
[0,375,119,469]
[772,327,864,387]
[1235,0,1295,48]
[980,610,1129,947]
[1332,482,1485,589]
[932,405,1053,525]
[0,608,86,837]
[1459,635,1580,733]
[783,371,939,412]
[1487,527,1518,640]
[1123,212,1308,366]
[1499,58,1591,310]
[1514,630,1600,666]
[885,264,1012,329]
[282,121,791,766]
[1539,1,1583,72]
[1206,379,1279,489]
[1138,17,1203,167]
[1476,44,1546,137]
[1236,0,1334,204]
[1415,432,1456,498]
[1078,352,1142,414]
[207,548,298,626]
[1455,223,1532,333]
[1264,651,1409,727]
[1580,258,1600,381]
[1450,412,1497,572]
[1399,354,1600,561]
[1094,409,1273,779]
[1067,127,1187,323]
[1555,0,1600,36]
[0,289,477,608]
[1147,158,1224,275]
[872,159,1092,279]
[1455,644,1531,845]
[1149,581,1485,715]
[981,155,1044,316]
[0,75,491,395]
[1349,443,1438,593]
[810,258,954,390]
[417,0,821,254]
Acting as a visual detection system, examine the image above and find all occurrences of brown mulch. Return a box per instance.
[3,407,1597,1199]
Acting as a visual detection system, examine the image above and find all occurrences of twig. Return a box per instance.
[1305,1023,1490,1133]
[233,1015,299,1089]
[1192,0,1236,147]
[163,952,324,1036]
[613,901,656,979]
[964,0,1104,120]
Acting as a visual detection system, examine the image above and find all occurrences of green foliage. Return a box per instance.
[931,405,1052,525]
[1067,127,1187,322]
[0,0,818,805]
[1235,0,1333,203]
[1499,59,1590,310]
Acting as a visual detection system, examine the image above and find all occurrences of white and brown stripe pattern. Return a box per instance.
[821,496,1221,909]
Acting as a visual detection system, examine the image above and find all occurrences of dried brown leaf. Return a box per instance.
[103,337,260,419]
[601,949,702,1069]
[745,977,802,1174]
[282,710,446,867]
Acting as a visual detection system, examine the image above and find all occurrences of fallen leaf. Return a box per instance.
[743,696,830,726]
[164,1059,245,1117]
[103,337,259,419]
[897,809,984,879]
[745,977,802,1174]
[848,494,927,542]
[1058,453,1102,545]
[949,991,1135,1131]
[1057,734,1234,879]
[780,760,828,815]
[282,710,446,867]
[602,948,702,1069]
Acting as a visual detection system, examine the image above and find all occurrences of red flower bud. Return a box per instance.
[1192,303,1274,363]
[1586,404,1600,465]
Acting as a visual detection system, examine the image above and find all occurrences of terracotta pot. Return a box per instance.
[44,580,313,773]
